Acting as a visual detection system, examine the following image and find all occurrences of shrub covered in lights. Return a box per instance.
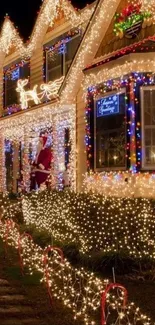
[22,190,155,260]
[0,192,21,221]
[0,218,152,325]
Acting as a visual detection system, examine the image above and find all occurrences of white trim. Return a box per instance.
[141,85,155,170]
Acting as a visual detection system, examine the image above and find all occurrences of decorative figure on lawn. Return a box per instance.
[31,134,52,189]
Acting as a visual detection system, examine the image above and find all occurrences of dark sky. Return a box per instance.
[0,0,94,41]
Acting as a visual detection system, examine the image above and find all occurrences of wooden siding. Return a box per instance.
[30,47,44,88]
[0,67,3,116]
[95,0,155,59]
[76,88,87,191]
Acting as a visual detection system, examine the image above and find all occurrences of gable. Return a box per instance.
[95,0,155,59]
[0,0,95,60]
[46,9,66,34]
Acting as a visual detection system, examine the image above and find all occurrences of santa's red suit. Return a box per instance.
[32,136,52,188]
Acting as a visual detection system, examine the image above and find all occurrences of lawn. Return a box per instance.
[1,190,155,324]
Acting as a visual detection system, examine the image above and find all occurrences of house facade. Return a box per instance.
[0,0,155,193]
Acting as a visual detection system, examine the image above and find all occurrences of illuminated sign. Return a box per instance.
[96,94,119,117]
[11,68,20,81]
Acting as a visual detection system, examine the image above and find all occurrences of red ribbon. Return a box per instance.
[101,283,128,325]
[43,246,64,306]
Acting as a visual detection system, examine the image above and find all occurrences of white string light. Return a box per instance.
[16,77,64,109]
[0,0,95,58]
[0,103,76,191]
[0,218,152,325]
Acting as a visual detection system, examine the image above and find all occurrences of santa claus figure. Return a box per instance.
[31,135,52,189]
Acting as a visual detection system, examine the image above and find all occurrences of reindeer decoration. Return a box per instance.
[40,76,64,100]
[16,76,64,110]
[16,79,40,109]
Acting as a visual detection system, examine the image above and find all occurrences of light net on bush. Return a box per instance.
[0,219,153,325]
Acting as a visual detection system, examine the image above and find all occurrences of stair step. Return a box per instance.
[0,317,43,325]
[0,279,10,286]
[0,306,34,318]
[0,287,23,294]
[0,294,28,304]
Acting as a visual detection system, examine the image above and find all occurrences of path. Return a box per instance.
[0,278,44,325]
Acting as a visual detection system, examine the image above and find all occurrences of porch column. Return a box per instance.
[53,120,65,190]
[22,131,31,192]
[76,89,87,191]
[12,142,19,193]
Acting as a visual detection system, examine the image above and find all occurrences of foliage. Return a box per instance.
[21,190,155,277]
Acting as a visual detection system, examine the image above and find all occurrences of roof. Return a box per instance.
[84,35,155,72]
[0,0,96,58]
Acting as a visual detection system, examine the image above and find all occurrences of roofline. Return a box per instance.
[58,0,100,95]
[83,34,155,72]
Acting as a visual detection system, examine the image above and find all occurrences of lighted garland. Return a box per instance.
[0,218,152,325]
[85,72,155,172]
[0,103,76,192]
[83,171,155,198]
[114,2,152,39]
[22,190,155,258]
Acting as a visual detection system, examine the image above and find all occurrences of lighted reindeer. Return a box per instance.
[16,79,40,109]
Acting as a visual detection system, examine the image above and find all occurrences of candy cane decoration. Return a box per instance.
[5,219,17,253]
[101,283,128,325]
[43,246,64,306]
[18,233,33,274]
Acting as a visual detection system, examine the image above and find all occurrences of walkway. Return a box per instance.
[0,278,43,325]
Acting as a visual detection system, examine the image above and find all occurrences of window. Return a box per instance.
[46,31,82,82]
[141,87,155,169]
[4,61,30,108]
[94,91,126,170]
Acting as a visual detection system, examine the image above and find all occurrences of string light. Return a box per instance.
[0,0,95,58]
[83,58,155,90]
[0,103,76,191]
[84,72,155,172]
[0,218,152,325]
[22,190,155,258]
[83,171,155,199]
[16,76,64,109]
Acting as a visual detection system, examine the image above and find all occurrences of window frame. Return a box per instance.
[94,88,127,172]
[46,33,81,82]
[4,60,30,109]
[141,85,155,170]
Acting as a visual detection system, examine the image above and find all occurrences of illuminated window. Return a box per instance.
[94,90,126,170]
[4,61,30,108]
[46,31,82,82]
[141,86,155,169]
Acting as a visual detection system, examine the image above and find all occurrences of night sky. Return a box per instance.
[0,0,94,40]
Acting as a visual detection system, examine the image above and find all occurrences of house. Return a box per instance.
[0,0,155,193]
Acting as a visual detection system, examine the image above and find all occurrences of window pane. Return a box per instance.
[47,49,62,82]
[95,92,126,169]
[4,62,30,107]
[46,32,82,81]
[143,88,155,167]
[65,35,81,73]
